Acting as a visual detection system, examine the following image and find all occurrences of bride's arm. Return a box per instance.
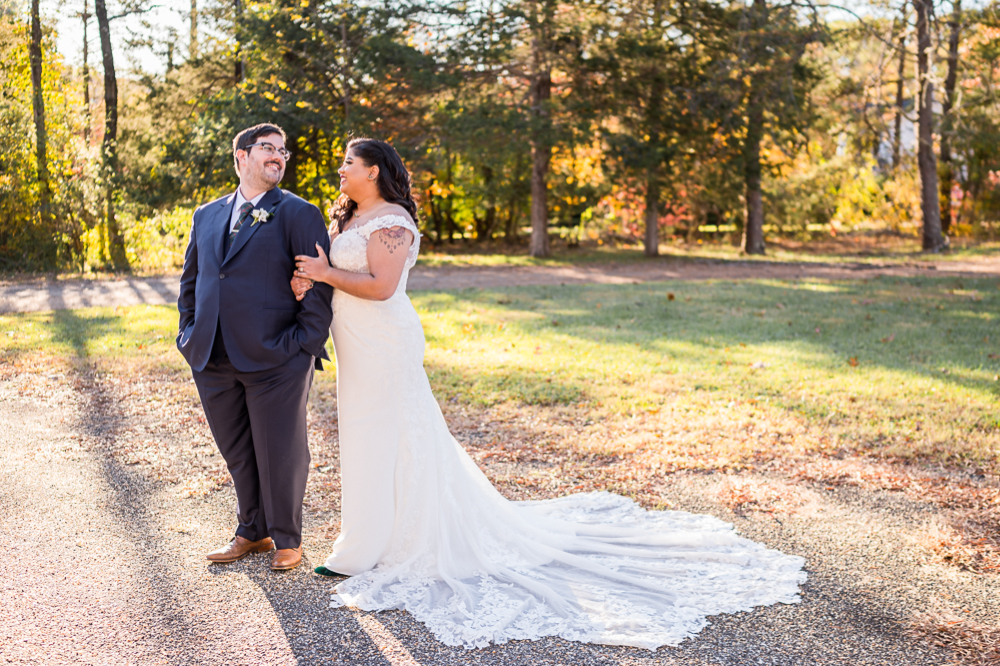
[294,227,414,301]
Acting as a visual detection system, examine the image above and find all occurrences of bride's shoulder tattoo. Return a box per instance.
[376,227,409,254]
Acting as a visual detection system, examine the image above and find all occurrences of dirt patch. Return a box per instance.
[713,476,811,516]
[792,458,1000,574]
[3,256,1000,314]
[407,256,1000,291]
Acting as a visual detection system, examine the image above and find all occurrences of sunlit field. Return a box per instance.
[413,277,1000,471]
[3,275,999,472]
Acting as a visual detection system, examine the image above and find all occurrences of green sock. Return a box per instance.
[314,566,339,577]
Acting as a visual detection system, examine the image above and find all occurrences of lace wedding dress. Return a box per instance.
[322,213,806,650]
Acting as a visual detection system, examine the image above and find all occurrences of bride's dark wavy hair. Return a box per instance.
[330,138,419,233]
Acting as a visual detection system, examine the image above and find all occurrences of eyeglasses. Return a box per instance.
[245,142,292,160]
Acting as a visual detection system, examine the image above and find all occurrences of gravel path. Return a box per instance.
[2,256,998,314]
[3,373,996,664]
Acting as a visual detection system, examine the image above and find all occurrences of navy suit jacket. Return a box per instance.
[177,187,334,373]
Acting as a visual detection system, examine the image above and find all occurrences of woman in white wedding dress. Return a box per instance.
[292,138,806,650]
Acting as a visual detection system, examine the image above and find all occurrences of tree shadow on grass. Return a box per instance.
[461,276,1000,400]
[416,276,1000,463]
[424,361,587,407]
[49,309,116,360]
[38,308,219,660]
[42,309,395,663]
[27,309,382,663]
[0,310,113,373]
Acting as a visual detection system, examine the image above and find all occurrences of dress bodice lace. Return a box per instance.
[328,214,420,299]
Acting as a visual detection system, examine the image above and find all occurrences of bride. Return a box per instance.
[292,138,806,650]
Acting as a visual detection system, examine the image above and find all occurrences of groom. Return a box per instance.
[177,123,334,571]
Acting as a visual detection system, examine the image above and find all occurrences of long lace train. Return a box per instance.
[331,488,805,649]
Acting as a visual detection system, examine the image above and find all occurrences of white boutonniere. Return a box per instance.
[250,208,274,226]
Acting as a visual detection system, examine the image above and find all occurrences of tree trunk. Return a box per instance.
[528,3,551,258]
[642,0,665,258]
[82,0,91,142]
[939,0,961,235]
[505,196,519,244]
[644,175,659,257]
[234,0,245,82]
[913,0,945,251]
[741,0,767,255]
[892,25,905,171]
[445,154,457,241]
[529,138,550,256]
[189,0,198,59]
[30,0,50,227]
[341,15,350,125]
[429,194,443,244]
[741,95,765,255]
[284,130,299,193]
[446,209,458,242]
[476,207,497,242]
[477,166,496,242]
[95,0,128,270]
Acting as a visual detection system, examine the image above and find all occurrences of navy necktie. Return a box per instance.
[230,202,254,246]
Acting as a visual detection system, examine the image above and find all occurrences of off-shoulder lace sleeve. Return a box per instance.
[357,214,420,267]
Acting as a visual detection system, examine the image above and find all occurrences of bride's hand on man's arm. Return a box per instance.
[291,243,331,301]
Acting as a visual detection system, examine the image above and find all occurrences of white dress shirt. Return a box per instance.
[230,188,268,233]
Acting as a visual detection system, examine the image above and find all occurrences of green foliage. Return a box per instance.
[764,150,923,236]
[0,16,92,270]
[0,17,43,268]
[6,0,1000,270]
[953,6,1000,233]
[575,0,698,230]
[419,99,534,243]
[0,12,164,273]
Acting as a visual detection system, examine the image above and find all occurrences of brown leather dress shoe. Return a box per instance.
[270,546,303,571]
[206,536,274,563]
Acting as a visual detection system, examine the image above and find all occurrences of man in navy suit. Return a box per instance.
[177,123,334,571]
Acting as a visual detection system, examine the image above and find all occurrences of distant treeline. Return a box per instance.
[4,0,1000,271]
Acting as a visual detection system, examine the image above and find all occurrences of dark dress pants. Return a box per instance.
[192,333,314,550]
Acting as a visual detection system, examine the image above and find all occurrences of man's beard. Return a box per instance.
[257,161,284,188]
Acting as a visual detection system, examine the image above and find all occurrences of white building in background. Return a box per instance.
[875,102,918,169]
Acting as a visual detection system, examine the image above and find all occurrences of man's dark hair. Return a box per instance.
[232,123,287,171]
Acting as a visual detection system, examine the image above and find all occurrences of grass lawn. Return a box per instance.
[416,276,1000,472]
[2,275,999,474]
